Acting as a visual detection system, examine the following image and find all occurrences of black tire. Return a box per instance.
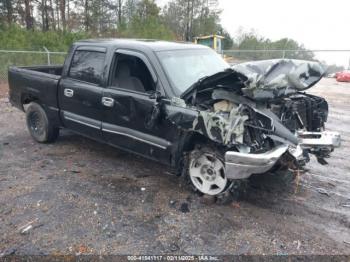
[182,144,246,204]
[215,179,247,205]
[26,102,59,143]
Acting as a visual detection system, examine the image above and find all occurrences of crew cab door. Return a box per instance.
[101,50,174,164]
[58,46,106,140]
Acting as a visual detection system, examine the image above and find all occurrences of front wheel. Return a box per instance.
[26,102,59,143]
[188,146,228,195]
[184,145,246,203]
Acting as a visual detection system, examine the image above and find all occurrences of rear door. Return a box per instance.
[58,46,106,140]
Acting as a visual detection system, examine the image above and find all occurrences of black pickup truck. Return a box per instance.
[8,39,341,199]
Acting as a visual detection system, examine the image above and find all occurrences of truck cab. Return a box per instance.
[9,40,213,166]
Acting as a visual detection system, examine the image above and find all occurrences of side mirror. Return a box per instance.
[149,90,162,101]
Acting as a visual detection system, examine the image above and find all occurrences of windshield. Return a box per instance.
[157,48,230,95]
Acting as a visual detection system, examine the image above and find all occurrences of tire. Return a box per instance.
[183,144,246,204]
[272,168,297,184]
[26,102,59,143]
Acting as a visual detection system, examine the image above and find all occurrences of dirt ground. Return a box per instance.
[0,78,349,256]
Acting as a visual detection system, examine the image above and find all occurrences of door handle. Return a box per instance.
[64,88,74,97]
[102,97,114,107]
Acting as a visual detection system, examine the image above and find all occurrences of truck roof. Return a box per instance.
[75,38,208,52]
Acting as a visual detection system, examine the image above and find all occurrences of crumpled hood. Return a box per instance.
[181,59,326,102]
[232,59,326,100]
[180,68,247,101]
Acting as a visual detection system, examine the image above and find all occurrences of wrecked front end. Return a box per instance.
[170,59,341,180]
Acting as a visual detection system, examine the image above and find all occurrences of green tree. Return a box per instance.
[127,0,173,39]
[233,30,315,61]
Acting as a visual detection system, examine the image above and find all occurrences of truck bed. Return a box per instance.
[20,65,63,76]
[8,65,63,111]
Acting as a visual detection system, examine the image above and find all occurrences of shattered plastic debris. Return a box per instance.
[316,187,330,196]
[293,240,302,250]
[169,200,177,208]
[20,225,33,234]
[18,218,41,234]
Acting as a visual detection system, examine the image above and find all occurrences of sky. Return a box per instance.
[157,0,350,67]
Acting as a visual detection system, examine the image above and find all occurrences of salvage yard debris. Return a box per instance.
[316,188,331,197]
[18,218,42,235]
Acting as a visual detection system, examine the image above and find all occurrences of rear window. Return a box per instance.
[69,50,105,85]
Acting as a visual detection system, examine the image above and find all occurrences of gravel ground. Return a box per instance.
[0,78,349,255]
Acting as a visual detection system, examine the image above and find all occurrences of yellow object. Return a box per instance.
[194,35,225,53]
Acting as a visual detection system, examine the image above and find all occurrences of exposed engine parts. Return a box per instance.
[270,93,328,133]
[169,59,340,178]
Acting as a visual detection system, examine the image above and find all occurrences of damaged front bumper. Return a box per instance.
[224,131,341,179]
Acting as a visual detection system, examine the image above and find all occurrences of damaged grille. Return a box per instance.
[270,93,328,133]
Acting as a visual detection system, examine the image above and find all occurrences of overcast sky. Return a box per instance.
[157,0,350,67]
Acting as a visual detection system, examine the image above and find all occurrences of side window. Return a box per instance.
[69,50,105,85]
[111,53,155,93]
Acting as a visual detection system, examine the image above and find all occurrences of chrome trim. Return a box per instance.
[64,88,74,97]
[225,145,288,179]
[298,131,341,149]
[64,116,100,129]
[63,111,100,129]
[62,111,170,149]
[102,97,114,107]
[102,128,168,149]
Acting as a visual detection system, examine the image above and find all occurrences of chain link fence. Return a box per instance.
[223,49,314,64]
[1,49,349,85]
[0,50,67,84]
[223,49,350,71]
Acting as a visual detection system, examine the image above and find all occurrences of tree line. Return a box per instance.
[2,0,343,72]
[0,0,230,43]
[0,0,309,51]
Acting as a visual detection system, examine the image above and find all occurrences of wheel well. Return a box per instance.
[172,132,211,176]
[21,93,40,110]
[182,132,211,153]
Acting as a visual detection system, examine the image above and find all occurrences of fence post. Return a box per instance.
[43,46,51,65]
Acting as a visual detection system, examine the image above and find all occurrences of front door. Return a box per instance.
[102,51,174,164]
[58,47,106,140]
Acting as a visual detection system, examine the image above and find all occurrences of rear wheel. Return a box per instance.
[26,102,59,143]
